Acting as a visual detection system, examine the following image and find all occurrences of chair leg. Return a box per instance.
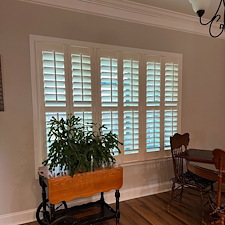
[211,183,214,192]
[180,185,184,202]
[200,191,206,221]
[167,181,175,211]
[220,215,225,225]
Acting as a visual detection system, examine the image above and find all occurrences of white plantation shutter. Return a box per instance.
[100,56,118,107]
[146,110,160,152]
[39,44,69,157]
[101,111,119,155]
[122,53,140,157]
[42,51,66,107]
[144,56,162,153]
[164,61,179,150]
[124,110,139,155]
[101,111,119,134]
[99,50,120,154]
[146,61,161,107]
[71,47,92,107]
[45,112,67,152]
[123,57,139,106]
[164,109,178,150]
[33,38,182,168]
[165,62,179,106]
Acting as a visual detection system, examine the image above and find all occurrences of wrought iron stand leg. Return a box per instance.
[100,192,104,203]
[115,190,120,225]
[100,192,104,217]
[40,176,49,223]
[50,203,55,223]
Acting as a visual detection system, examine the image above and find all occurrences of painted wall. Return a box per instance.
[1,0,225,221]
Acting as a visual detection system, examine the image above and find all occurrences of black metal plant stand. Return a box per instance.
[36,172,121,225]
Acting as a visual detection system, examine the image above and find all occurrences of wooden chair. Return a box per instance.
[167,133,214,220]
[206,149,225,225]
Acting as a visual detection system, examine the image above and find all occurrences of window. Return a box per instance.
[31,36,182,170]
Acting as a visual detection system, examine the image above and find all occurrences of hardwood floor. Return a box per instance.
[21,189,206,225]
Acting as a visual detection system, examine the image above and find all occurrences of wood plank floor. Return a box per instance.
[21,189,206,225]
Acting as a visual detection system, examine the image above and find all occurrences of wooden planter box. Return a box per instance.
[37,165,123,225]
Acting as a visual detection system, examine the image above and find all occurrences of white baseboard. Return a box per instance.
[0,181,171,225]
[0,209,36,225]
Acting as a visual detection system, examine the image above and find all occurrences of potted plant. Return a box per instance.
[42,115,123,177]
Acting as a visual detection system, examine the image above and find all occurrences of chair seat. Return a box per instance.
[176,171,214,189]
[209,191,225,213]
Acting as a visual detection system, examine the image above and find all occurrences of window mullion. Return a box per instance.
[117,52,124,163]
[177,58,182,133]
[92,48,101,124]
[65,45,73,115]
[138,54,146,160]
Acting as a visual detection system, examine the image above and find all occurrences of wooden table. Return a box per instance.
[179,148,224,182]
[178,148,213,164]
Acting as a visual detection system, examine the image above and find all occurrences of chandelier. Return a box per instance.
[189,0,225,38]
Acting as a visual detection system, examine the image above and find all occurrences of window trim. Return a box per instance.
[30,34,182,174]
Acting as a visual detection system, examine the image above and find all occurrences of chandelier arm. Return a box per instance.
[190,0,225,37]
[209,21,224,38]
[198,0,225,38]
[199,15,217,26]
[199,0,223,26]
[224,0,225,29]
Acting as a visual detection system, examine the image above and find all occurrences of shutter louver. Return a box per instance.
[42,51,66,107]
[100,57,118,107]
[164,62,179,150]
[71,52,92,107]
[146,110,160,152]
[123,59,139,106]
[124,111,139,154]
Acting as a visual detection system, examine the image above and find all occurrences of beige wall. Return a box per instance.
[1,0,225,216]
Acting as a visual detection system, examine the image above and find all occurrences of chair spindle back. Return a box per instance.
[170,133,190,180]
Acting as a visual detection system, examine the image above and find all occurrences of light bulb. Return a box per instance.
[189,0,211,13]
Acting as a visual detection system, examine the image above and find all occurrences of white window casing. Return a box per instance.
[30,35,182,173]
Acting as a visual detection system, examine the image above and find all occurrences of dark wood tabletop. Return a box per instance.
[178,148,213,164]
[178,148,224,182]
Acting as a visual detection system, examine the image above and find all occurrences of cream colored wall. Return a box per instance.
[1,0,225,216]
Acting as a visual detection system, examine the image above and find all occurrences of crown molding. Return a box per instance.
[18,0,225,39]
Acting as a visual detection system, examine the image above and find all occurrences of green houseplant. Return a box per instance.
[42,115,122,177]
